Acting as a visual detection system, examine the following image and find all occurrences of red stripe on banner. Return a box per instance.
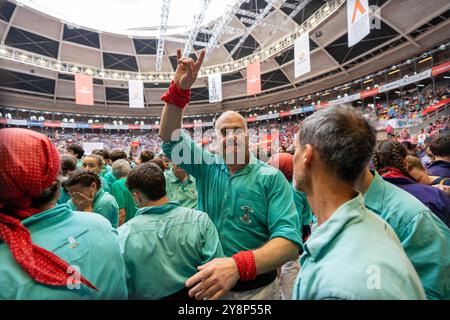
[44,121,62,128]
[0,119,7,124]
[279,111,291,117]
[360,87,379,99]
[316,102,329,109]
[128,125,140,130]
[194,122,203,128]
[247,116,257,123]
[421,98,450,116]
[91,124,104,129]
[183,124,194,128]
[75,74,94,106]
[247,62,261,95]
[431,61,450,77]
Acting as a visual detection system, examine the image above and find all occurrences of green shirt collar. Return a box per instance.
[136,201,181,216]
[94,188,106,203]
[364,170,385,214]
[218,153,259,177]
[21,204,72,230]
[304,193,366,261]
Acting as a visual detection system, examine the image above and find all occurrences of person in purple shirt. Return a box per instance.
[427,133,450,178]
[373,139,450,228]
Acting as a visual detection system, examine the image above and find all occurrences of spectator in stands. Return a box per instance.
[386,123,394,138]
[373,139,450,227]
[164,164,197,209]
[292,106,425,300]
[427,133,450,178]
[64,170,120,228]
[160,49,301,300]
[0,128,127,299]
[58,154,77,205]
[110,159,137,226]
[67,144,85,168]
[118,163,223,299]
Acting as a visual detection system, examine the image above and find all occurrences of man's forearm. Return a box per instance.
[159,103,183,142]
[253,237,299,275]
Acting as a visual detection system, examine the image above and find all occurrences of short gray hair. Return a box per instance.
[112,159,131,179]
[298,105,376,183]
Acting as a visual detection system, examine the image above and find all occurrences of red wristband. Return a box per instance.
[232,250,256,281]
[160,80,191,109]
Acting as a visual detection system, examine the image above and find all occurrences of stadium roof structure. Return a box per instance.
[0,0,449,116]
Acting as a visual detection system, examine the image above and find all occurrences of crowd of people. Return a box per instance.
[376,87,449,120]
[0,50,449,301]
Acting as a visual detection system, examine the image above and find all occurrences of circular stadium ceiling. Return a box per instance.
[16,0,237,37]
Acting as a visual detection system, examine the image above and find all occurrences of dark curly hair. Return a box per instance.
[373,139,415,180]
[62,169,102,191]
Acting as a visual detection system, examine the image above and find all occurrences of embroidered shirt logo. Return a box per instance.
[68,236,79,249]
[239,206,254,224]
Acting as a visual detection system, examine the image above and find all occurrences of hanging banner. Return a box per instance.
[294,32,311,78]
[431,61,450,77]
[347,0,370,47]
[247,62,261,95]
[75,74,94,106]
[128,80,145,108]
[208,73,223,103]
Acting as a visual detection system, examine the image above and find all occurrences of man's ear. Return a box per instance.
[303,144,314,168]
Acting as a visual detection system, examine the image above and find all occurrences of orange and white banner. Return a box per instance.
[294,32,311,78]
[129,80,145,108]
[247,62,261,95]
[347,0,370,47]
[75,74,94,105]
[431,61,450,77]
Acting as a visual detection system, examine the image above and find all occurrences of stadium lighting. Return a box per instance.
[0,0,343,82]
[419,57,432,64]
[227,0,281,60]
[156,0,171,71]
[183,0,212,57]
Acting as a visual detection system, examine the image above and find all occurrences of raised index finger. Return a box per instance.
[176,48,182,62]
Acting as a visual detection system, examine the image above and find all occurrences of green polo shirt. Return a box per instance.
[364,171,450,300]
[76,159,83,168]
[0,204,127,299]
[103,171,117,192]
[110,178,138,223]
[100,165,111,178]
[293,194,425,300]
[118,201,224,299]
[67,189,119,228]
[164,169,197,209]
[162,131,302,256]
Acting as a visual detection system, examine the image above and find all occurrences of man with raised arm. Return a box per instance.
[159,49,301,300]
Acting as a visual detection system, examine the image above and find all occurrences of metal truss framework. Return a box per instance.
[0,0,345,82]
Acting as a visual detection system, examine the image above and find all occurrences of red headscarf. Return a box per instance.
[0,128,97,290]
[269,153,294,182]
